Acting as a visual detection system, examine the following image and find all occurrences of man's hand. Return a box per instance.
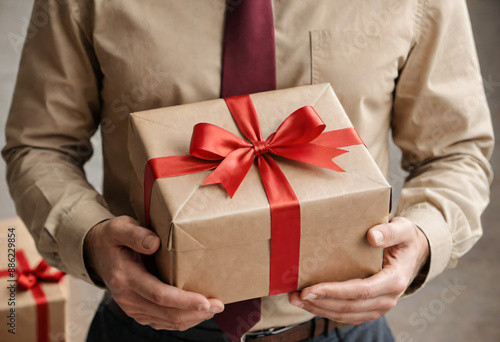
[288,216,429,325]
[84,216,224,331]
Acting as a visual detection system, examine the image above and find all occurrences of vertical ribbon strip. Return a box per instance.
[0,250,65,342]
[143,94,364,295]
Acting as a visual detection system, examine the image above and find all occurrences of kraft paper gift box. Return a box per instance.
[0,217,66,342]
[128,83,391,304]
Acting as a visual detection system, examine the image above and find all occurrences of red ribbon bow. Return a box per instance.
[16,255,65,290]
[144,94,363,295]
[0,250,65,342]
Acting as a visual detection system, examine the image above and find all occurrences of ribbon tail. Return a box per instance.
[144,156,220,227]
[312,127,365,148]
[202,148,255,198]
[271,144,348,172]
[258,154,300,294]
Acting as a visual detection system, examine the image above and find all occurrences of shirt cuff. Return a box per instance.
[57,200,115,287]
[398,203,452,294]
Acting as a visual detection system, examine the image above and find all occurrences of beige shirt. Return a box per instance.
[2,0,493,330]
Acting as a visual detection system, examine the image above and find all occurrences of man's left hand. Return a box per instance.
[288,216,429,325]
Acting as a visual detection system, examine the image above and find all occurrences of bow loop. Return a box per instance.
[35,259,49,274]
[16,258,65,291]
[191,98,347,195]
[190,123,251,160]
[267,106,326,147]
[35,260,66,282]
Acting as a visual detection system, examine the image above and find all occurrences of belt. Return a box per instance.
[105,294,340,342]
[243,317,340,342]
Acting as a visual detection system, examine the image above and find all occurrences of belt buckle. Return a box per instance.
[267,325,300,335]
[241,322,303,341]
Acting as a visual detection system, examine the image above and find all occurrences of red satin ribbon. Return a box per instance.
[144,94,364,295]
[0,250,65,342]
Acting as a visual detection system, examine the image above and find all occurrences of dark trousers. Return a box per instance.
[86,297,394,342]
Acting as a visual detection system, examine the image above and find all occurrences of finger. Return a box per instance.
[207,298,225,313]
[288,291,302,304]
[109,216,161,254]
[291,294,396,313]
[125,260,216,311]
[367,217,415,248]
[147,321,196,332]
[117,290,216,326]
[295,296,389,323]
[135,312,211,331]
[299,270,407,301]
[148,317,207,332]
[299,301,385,325]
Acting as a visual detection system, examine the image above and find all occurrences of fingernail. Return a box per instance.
[143,236,155,249]
[210,307,221,313]
[302,293,317,301]
[372,231,384,244]
[198,304,210,311]
[291,301,304,308]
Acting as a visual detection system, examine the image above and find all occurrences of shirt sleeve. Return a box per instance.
[1,0,114,285]
[392,0,494,293]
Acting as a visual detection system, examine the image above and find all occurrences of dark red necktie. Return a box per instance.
[220,0,276,97]
[215,0,276,341]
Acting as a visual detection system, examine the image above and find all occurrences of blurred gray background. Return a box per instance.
[1,1,499,341]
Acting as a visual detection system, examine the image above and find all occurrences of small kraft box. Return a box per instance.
[0,217,66,342]
[128,83,391,304]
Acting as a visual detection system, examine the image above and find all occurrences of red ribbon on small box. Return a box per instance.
[0,250,65,342]
[143,94,363,295]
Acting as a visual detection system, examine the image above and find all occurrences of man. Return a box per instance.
[3,0,493,341]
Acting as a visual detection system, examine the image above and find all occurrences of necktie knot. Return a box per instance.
[252,140,269,156]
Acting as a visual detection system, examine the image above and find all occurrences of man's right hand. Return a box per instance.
[83,216,224,331]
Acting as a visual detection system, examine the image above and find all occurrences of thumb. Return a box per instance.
[367,217,413,248]
[111,217,161,255]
